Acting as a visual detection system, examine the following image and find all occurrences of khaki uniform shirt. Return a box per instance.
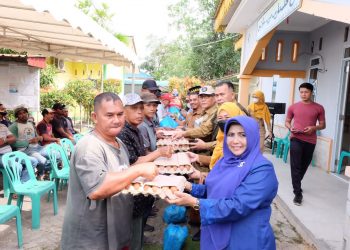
[184,105,218,141]
[185,108,203,129]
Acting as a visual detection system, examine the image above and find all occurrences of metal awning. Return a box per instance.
[0,0,137,66]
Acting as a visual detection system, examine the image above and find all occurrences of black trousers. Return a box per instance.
[290,138,316,196]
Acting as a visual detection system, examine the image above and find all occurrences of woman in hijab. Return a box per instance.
[168,116,278,250]
[247,90,272,152]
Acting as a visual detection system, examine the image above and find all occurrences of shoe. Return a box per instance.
[144,223,154,232]
[293,194,303,206]
[148,210,157,218]
[192,229,201,241]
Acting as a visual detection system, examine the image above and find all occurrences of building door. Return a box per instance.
[338,60,350,172]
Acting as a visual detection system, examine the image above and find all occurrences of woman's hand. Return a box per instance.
[166,191,198,207]
[188,168,201,179]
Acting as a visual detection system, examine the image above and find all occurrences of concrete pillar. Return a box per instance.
[238,75,252,107]
[289,78,296,106]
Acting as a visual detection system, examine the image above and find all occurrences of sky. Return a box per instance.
[103,0,178,61]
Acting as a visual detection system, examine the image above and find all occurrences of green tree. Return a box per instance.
[75,0,129,44]
[65,79,96,129]
[40,90,75,109]
[40,65,58,88]
[141,0,241,82]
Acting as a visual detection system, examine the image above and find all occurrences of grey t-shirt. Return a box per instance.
[61,132,133,250]
[138,118,157,152]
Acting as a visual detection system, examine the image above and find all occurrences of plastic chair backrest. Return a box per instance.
[74,134,83,143]
[60,139,74,158]
[45,144,70,174]
[1,151,37,188]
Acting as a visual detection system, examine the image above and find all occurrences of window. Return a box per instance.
[90,70,93,75]
[75,69,77,76]
[319,37,323,51]
[291,41,299,63]
[345,26,349,42]
[311,41,314,53]
[98,70,101,76]
[83,70,85,75]
[260,47,267,61]
[276,40,284,62]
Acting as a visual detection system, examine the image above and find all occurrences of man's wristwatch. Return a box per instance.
[193,198,200,211]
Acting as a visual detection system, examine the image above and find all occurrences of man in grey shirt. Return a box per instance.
[61,92,158,250]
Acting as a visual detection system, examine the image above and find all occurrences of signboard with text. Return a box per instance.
[257,0,302,40]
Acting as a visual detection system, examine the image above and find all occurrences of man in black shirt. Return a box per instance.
[51,103,74,141]
[117,93,171,249]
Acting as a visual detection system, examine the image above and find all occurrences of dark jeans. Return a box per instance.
[290,138,316,196]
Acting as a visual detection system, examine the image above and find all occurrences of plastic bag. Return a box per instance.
[163,205,187,224]
[169,106,185,121]
[163,224,189,250]
[159,115,178,129]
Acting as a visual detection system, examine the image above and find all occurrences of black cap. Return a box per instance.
[188,86,201,95]
[142,79,159,91]
[52,103,65,110]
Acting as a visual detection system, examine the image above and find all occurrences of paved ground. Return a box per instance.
[0,183,316,250]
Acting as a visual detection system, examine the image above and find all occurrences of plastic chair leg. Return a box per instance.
[337,153,345,174]
[16,195,24,211]
[52,186,58,215]
[7,193,13,205]
[272,141,276,155]
[31,196,41,229]
[15,208,23,248]
[0,170,10,198]
[283,144,290,163]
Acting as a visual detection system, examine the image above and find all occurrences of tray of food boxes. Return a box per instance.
[156,137,190,152]
[154,152,194,175]
[122,175,186,200]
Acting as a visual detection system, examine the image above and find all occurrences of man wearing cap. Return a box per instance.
[63,107,77,135]
[117,93,172,249]
[141,79,161,97]
[52,103,74,141]
[0,105,11,127]
[185,86,203,129]
[157,93,172,121]
[9,106,49,179]
[61,92,158,250]
[37,108,60,146]
[138,93,161,152]
[173,86,218,142]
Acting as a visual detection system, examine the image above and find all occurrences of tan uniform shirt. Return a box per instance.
[185,108,203,129]
[184,105,218,141]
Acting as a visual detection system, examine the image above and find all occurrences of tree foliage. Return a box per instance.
[40,65,58,89]
[65,79,96,110]
[141,0,241,82]
[40,90,75,109]
[75,0,128,44]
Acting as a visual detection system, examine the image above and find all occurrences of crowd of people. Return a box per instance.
[1,78,325,250]
[0,102,77,181]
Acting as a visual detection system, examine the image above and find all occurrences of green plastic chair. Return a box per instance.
[281,140,290,163]
[73,134,83,143]
[337,150,350,174]
[272,131,290,158]
[45,143,70,191]
[60,138,75,159]
[0,205,23,248]
[1,151,58,229]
